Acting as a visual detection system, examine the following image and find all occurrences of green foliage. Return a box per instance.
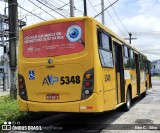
[0,96,57,131]
[130,58,135,69]
[0,95,28,126]
[152,75,160,78]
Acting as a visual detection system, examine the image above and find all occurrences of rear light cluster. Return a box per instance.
[18,74,28,100]
[81,69,94,100]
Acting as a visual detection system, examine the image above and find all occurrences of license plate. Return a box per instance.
[46,94,59,100]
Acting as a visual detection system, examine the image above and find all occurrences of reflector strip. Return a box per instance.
[86,106,93,109]
[80,106,87,109]
[80,106,93,109]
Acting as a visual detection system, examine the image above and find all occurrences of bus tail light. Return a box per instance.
[85,73,93,80]
[84,89,91,95]
[19,84,24,89]
[84,81,92,87]
[18,74,28,100]
[19,78,23,82]
[81,69,94,100]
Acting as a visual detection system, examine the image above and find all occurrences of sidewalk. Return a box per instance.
[0,86,10,97]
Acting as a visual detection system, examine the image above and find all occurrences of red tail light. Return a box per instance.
[84,81,92,87]
[19,84,24,89]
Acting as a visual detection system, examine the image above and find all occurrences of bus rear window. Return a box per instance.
[23,21,85,58]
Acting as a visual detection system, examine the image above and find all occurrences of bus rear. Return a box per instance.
[18,17,100,112]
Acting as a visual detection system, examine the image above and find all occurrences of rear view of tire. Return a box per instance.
[123,90,131,111]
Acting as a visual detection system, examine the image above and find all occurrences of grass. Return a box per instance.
[152,75,160,78]
[0,95,29,127]
[0,95,57,130]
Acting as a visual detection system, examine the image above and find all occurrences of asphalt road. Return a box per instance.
[10,77,160,133]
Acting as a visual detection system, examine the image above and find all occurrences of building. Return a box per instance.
[151,60,160,75]
[0,13,26,90]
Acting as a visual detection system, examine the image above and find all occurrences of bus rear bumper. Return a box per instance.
[18,93,101,112]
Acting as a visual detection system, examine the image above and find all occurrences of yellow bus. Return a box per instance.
[18,17,151,113]
[145,60,152,89]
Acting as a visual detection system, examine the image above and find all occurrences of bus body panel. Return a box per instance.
[101,68,117,110]
[146,74,151,89]
[19,93,100,112]
[130,69,137,99]
[140,71,146,93]
[23,64,85,102]
[18,97,28,111]
[103,89,116,110]
[146,61,152,89]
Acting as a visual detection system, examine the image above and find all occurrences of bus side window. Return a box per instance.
[144,57,148,72]
[140,55,144,71]
[98,31,114,67]
[143,57,146,71]
[130,49,135,69]
[123,45,130,69]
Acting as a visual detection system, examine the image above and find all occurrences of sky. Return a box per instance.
[0,0,160,61]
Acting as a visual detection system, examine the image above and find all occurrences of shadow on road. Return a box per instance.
[19,95,146,133]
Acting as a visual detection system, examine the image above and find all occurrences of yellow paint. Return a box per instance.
[103,89,116,110]
[18,96,28,111]
[130,69,137,99]
[117,73,121,103]
[146,73,151,89]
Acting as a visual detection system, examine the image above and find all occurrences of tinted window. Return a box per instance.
[124,46,129,57]
[130,50,134,59]
[140,55,144,70]
[130,49,135,69]
[101,33,110,50]
[145,60,148,72]
[144,58,148,72]
[98,31,114,67]
[99,49,113,67]
[124,45,130,68]
[124,57,130,68]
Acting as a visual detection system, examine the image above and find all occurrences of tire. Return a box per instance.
[124,90,131,111]
[141,89,146,97]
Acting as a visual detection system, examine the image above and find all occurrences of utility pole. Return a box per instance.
[101,0,105,24]
[70,0,74,17]
[8,0,18,99]
[94,0,118,18]
[84,0,87,16]
[129,32,132,44]
[124,32,137,44]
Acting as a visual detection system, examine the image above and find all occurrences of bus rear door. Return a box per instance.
[113,41,125,104]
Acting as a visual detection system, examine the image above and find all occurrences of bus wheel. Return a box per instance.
[124,90,131,111]
[142,89,146,97]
